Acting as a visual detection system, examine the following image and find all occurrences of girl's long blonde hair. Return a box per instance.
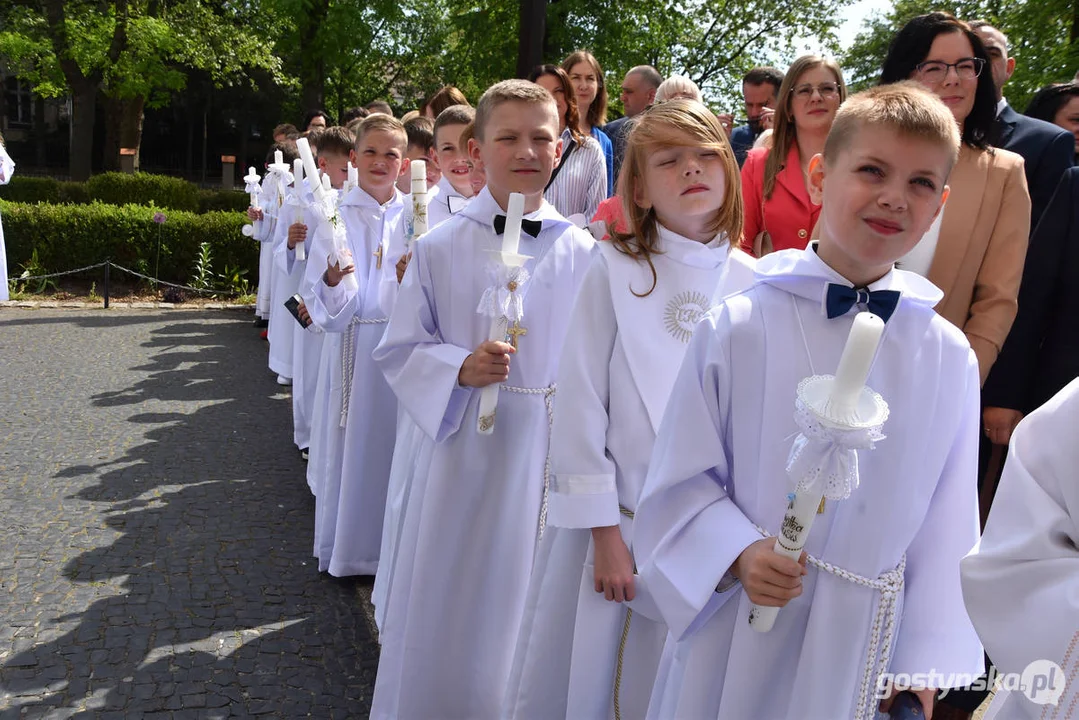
[763,55,846,199]
[612,99,744,297]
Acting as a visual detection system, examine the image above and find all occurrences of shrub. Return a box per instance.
[0,200,257,285]
[0,173,244,213]
[0,176,61,203]
[85,172,201,213]
[198,189,251,213]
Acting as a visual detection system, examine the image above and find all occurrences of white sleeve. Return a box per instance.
[372,238,474,442]
[961,379,1079,708]
[548,255,620,529]
[634,304,761,640]
[0,144,14,185]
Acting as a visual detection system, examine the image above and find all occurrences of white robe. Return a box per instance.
[283,203,325,451]
[0,144,14,302]
[505,228,757,720]
[316,186,405,577]
[426,175,469,229]
[636,246,984,720]
[268,188,306,378]
[254,172,285,319]
[961,377,1079,719]
[371,188,596,719]
[304,186,390,571]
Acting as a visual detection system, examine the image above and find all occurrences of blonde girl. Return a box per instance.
[505,99,756,720]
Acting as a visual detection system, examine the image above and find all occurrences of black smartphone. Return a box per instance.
[283,293,311,328]
[889,691,925,718]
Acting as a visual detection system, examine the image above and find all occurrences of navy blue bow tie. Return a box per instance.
[824,283,901,322]
[494,214,542,238]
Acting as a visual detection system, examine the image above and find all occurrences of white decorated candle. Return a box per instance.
[501,193,525,257]
[347,161,358,190]
[411,160,429,240]
[827,312,885,421]
[274,150,283,166]
[295,137,328,204]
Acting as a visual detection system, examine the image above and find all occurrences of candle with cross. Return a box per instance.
[241,166,262,238]
[476,192,530,435]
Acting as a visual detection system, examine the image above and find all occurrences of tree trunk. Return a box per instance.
[103,95,122,172]
[121,95,145,171]
[1071,0,1078,43]
[517,0,546,79]
[298,0,330,112]
[101,95,144,172]
[70,79,98,181]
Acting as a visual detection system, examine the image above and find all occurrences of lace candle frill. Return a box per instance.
[476,264,530,323]
[786,377,889,501]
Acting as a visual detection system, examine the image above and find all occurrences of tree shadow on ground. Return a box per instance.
[0,312,378,718]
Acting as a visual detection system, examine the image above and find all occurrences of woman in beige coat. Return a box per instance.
[881,12,1029,385]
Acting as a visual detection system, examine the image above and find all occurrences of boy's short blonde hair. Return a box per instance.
[433,105,476,145]
[473,80,557,141]
[654,75,703,104]
[318,126,356,157]
[354,113,408,151]
[824,82,961,170]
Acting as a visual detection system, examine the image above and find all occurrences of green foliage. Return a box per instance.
[197,189,251,214]
[13,249,59,294]
[84,172,200,212]
[0,174,242,212]
[0,200,256,285]
[218,264,250,296]
[191,242,214,290]
[843,0,1079,109]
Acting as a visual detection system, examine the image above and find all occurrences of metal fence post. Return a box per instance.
[103,261,110,309]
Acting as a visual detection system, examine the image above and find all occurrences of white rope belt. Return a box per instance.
[499,383,556,537]
[755,525,905,720]
[339,316,389,427]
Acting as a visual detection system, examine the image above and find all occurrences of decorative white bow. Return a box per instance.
[476,264,530,323]
[786,394,887,501]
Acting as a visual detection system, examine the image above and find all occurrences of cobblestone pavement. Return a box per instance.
[0,309,379,719]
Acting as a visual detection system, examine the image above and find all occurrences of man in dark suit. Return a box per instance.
[605,66,662,190]
[973,22,1074,228]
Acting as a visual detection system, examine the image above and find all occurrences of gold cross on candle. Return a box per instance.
[507,321,528,350]
[817,497,826,514]
[373,242,384,270]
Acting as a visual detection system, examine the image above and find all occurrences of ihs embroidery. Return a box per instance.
[664,291,711,343]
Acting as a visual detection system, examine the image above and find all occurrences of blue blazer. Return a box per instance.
[995,105,1074,230]
[983,166,1079,412]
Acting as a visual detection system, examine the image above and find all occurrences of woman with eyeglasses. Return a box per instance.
[739,55,846,256]
[880,13,1029,389]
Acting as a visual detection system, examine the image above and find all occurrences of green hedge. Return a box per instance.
[0,173,249,214]
[0,200,257,284]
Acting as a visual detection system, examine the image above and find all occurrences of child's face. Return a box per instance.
[318,152,350,189]
[811,125,952,285]
[634,139,727,240]
[471,100,561,201]
[397,144,440,193]
[351,129,408,200]
[434,123,473,196]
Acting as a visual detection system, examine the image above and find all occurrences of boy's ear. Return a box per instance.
[807,153,825,206]
[349,148,357,165]
[552,137,564,168]
[399,156,411,178]
[317,156,328,171]
[468,137,481,166]
[934,185,951,221]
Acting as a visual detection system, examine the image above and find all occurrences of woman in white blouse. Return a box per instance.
[529,64,607,221]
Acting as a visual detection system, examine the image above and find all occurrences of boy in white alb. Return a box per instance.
[370,80,596,719]
[960,377,1079,719]
[633,84,984,720]
[310,114,408,577]
[249,142,293,325]
[282,127,353,456]
[426,104,475,227]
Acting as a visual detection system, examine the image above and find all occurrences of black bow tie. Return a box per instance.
[494,214,543,238]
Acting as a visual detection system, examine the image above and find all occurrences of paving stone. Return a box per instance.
[0,309,379,717]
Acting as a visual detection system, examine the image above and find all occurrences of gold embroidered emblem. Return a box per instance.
[664,291,710,343]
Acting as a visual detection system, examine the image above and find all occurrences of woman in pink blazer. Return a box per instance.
[740,55,847,255]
